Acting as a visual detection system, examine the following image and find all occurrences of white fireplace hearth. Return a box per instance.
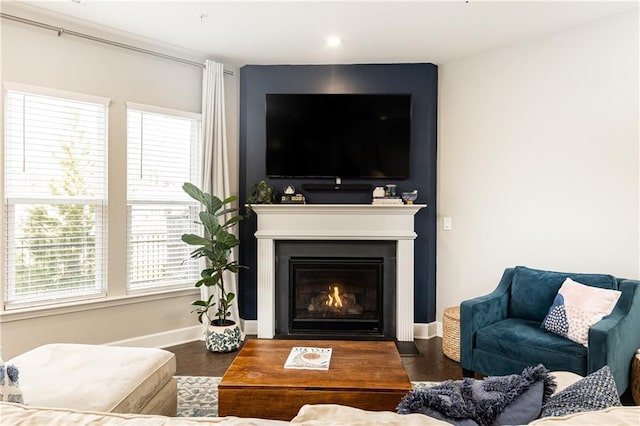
[252,204,425,342]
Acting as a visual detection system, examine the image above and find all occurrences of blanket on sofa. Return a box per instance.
[397,364,555,426]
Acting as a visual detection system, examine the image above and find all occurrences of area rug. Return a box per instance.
[176,376,221,417]
[176,376,437,418]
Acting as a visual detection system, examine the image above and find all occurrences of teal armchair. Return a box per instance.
[460,266,640,395]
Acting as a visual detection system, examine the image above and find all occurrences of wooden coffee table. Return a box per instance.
[218,339,412,421]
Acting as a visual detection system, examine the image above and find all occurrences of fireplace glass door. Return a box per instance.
[289,257,383,335]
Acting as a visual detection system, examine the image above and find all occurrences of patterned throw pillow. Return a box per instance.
[540,365,621,417]
[0,357,24,404]
[541,278,621,346]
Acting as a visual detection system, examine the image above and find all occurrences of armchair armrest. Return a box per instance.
[589,279,640,395]
[459,268,514,370]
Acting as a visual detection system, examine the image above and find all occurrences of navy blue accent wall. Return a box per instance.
[238,63,437,324]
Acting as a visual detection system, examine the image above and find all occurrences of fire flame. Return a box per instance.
[326,285,343,308]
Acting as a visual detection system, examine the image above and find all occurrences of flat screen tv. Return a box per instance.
[265,93,411,179]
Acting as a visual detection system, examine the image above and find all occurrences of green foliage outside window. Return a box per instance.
[15,128,97,294]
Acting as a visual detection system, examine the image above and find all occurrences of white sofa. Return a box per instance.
[1,401,639,425]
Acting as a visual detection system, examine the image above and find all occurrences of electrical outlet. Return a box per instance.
[443,216,452,231]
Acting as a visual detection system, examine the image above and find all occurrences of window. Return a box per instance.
[4,83,109,308]
[126,103,201,291]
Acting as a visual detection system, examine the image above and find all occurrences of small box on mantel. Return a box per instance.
[372,196,403,205]
[281,194,306,204]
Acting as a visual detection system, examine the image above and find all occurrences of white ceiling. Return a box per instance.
[7,1,639,66]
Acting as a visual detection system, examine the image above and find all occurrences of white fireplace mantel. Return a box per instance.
[252,204,426,342]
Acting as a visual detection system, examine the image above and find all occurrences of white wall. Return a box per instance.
[437,9,639,321]
[0,4,240,358]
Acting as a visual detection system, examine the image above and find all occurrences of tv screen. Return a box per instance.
[265,94,411,178]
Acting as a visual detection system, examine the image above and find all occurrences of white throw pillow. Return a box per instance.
[542,278,621,346]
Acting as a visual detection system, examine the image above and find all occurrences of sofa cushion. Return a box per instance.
[294,404,452,425]
[510,266,617,322]
[476,318,587,374]
[0,401,289,425]
[541,278,621,346]
[531,406,640,425]
[8,343,176,413]
[540,365,621,418]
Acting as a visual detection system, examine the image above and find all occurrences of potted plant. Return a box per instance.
[247,180,277,204]
[181,182,245,352]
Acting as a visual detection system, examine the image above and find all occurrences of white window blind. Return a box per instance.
[4,84,109,308]
[126,103,201,291]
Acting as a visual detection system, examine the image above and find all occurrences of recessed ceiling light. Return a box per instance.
[326,36,342,48]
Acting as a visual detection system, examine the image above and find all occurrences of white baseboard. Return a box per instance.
[241,319,258,335]
[414,322,439,339]
[106,325,203,349]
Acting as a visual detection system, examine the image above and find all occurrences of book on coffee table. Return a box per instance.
[284,347,332,370]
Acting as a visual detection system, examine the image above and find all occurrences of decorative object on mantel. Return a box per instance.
[372,186,386,198]
[372,187,403,204]
[281,194,306,204]
[385,184,397,197]
[247,180,278,205]
[281,184,306,204]
[401,190,418,205]
[181,182,245,353]
[372,196,403,205]
[372,184,415,205]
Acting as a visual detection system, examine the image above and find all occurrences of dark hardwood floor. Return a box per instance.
[165,336,463,382]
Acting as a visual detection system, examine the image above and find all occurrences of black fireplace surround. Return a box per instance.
[275,240,396,340]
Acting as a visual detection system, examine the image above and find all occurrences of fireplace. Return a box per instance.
[275,241,396,340]
[252,204,423,342]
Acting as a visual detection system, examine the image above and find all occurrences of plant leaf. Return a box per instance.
[221,215,242,229]
[183,182,206,204]
[196,276,219,287]
[182,234,211,246]
[199,212,220,236]
[201,268,215,278]
[188,247,208,259]
[215,229,239,248]
[221,195,238,205]
[216,207,238,218]
[206,249,226,266]
[204,193,223,214]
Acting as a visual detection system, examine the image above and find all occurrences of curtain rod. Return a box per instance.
[1,12,234,75]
